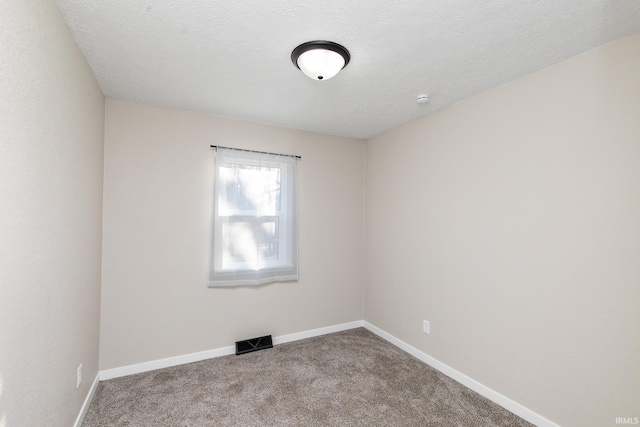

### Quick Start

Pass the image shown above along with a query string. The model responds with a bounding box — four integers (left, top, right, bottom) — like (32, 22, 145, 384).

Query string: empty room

(2, 1, 639, 426)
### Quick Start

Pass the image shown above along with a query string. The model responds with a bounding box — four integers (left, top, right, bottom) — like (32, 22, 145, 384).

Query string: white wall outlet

(423, 320, 431, 334)
(77, 364, 83, 388)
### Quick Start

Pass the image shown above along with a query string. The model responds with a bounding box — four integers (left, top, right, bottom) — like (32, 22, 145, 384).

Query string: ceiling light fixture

(291, 41, 350, 81)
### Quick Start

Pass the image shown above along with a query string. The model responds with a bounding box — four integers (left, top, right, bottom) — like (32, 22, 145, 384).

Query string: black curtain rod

(211, 145, 301, 160)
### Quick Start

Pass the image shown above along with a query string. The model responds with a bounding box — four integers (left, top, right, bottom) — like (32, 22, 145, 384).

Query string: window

(209, 148, 298, 286)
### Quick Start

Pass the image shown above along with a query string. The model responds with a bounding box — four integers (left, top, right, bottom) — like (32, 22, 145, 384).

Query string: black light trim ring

(291, 40, 351, 71)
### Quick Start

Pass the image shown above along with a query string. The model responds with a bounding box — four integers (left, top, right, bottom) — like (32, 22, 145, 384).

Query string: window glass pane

(223, 216, 279, 268)
(219, 164, 281, 214)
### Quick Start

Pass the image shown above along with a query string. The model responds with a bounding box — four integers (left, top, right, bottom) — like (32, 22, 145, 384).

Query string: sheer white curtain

(209, 148, 298, 286)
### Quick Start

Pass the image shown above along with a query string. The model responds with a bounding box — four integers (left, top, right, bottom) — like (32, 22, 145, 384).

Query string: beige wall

(365, 32, 640, 427)
(0, 1, 105, 426)
(101, 99, 365, 369)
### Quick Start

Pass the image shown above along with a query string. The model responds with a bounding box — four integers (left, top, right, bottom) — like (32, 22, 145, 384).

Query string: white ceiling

(56, 0, 640, 139)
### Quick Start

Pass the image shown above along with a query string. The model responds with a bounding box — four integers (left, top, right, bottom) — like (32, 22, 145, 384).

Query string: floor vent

(235, 335, 273, 355)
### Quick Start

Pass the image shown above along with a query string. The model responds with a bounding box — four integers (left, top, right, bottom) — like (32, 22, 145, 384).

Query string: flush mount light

(291, 41, 350, 81)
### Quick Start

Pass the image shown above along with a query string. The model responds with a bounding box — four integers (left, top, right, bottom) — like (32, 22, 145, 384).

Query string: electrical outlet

(423, 320, 430, 334)
(77, 364, 82, 388)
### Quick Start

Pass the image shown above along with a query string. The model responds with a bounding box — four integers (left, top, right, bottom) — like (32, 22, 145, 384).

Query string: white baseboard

(73, 372, 100, 427)
(100, 344, 235, 381)
(100, 320, 364, 381)
(272, 320, 364, 345)
(363, 321, 559, 427)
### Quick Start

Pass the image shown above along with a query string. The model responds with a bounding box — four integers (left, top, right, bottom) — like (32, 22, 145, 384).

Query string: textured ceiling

(56, 0, 640, 139)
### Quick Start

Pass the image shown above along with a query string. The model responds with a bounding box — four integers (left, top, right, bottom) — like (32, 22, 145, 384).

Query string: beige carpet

(82, 328, 534, 426)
